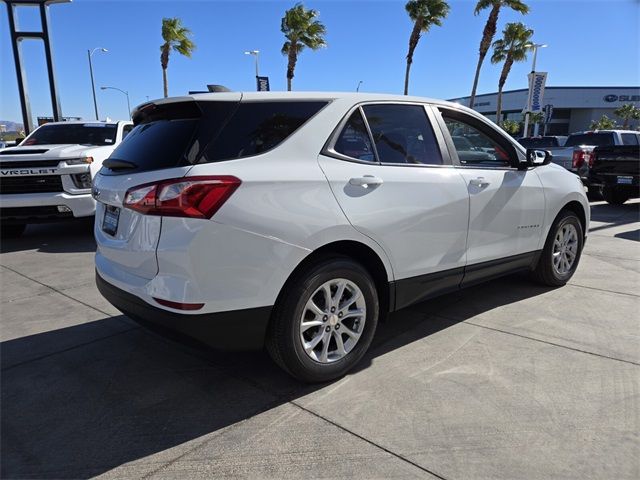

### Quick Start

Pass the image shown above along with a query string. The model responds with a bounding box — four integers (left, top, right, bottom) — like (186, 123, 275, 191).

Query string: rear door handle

(349, 175, 384, 188)
(469, 177, 490, 188)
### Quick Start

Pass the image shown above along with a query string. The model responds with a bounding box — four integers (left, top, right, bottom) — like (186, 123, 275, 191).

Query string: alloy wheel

(552, 223, 579, 275)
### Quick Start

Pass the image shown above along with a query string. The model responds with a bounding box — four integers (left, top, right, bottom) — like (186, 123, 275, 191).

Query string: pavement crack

(1, 326, 140, 372)
(289, 401, 448, 479)
(0, 264, 121, 319)
(567, 282, 640, 298)
(459, 319, 640, 367)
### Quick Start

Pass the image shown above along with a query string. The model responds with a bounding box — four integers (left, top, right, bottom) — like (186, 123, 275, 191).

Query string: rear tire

(266, 256, 379, 383)
(602, 187, 629, 205)
(532, 210, 583, 287)
(1, 223, 26, 239)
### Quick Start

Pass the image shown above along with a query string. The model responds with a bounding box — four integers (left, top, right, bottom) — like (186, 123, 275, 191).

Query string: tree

(490, 22, 533, 125)
(160, 18, 195, 98)
(613, 103, 640, 129)
(468, 0, 529, 109)
(501, 119, 520, 136)
(521, 111, 543, 137)
(403, 0, 450, 95)
(590, 115, 618, 130)
(281, 3, 327, 91)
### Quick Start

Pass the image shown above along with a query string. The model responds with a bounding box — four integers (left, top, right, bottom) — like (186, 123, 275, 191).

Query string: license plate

(617, 176, 633, 185)
(102, 205, 120, 236)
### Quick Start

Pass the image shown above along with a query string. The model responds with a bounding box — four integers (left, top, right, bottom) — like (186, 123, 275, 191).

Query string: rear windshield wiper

(103, 158, 137, 170)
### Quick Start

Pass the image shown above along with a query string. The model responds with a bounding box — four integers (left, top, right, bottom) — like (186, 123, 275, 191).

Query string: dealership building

(449, 86, 640, 135)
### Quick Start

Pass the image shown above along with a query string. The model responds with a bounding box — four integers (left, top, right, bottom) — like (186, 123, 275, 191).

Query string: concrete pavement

(1, 200, 638, 479)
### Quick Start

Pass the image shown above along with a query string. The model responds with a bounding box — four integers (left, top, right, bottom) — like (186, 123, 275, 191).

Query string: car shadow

(0, 220, 96, 254)
(1, 272, 553, 479)
(589, 201, 639, 234)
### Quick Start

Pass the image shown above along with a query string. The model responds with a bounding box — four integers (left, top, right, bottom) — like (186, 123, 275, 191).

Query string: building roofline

(450, 86, 640, 101)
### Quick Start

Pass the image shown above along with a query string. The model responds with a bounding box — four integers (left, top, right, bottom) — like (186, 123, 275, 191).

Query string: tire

(1, 223, 26, 239)
(266, 256, 379, 383)
(602, 187, 629, 205)
(532, 210, 583, 287)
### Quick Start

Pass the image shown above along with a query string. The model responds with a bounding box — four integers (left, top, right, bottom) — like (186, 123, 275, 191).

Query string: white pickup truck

(0, 120, 132, 237)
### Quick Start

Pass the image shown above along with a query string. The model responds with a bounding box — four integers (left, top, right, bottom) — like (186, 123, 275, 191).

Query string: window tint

(334, 109, 375, 162)
(441, 113, 512, 167)
(362, 104, 442, 165)
(106, 119, 198, 173)
(204, 101, 326, 162)
(621, 133, 639, 146)
(122, 124, 133, 139)
(565, 133, 615, 147)
(23, 123, 117, 146)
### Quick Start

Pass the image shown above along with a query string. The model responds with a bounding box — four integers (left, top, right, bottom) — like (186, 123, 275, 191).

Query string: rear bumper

(96, 271, 271, 350)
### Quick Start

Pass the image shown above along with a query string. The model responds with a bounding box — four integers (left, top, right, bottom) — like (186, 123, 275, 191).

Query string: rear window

(565, 133, 615, 147)
(519, 137, 559, 148)
(23, 123, 117, 146)
(103, 101, 326, 174)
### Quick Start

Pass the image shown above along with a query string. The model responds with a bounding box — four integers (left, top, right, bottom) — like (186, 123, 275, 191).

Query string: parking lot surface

(1, 200, 639, 479)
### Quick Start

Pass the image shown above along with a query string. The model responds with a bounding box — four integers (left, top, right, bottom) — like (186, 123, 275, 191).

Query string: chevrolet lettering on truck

(0, 120, 133, 238)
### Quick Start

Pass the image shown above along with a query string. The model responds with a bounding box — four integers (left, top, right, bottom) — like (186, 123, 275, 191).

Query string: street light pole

(523, 43, 547, 137)
(88, 47, 108, 120)
(244, 50, 260, 90)
(100, 86, 131, 119)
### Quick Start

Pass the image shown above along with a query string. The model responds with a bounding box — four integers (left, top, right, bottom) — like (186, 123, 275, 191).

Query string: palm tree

(614, 103, 640, 129)
(468, 0, 529, 108)
(160, 17, 196, 98)
(281, 3, 327, 91)
(490, 22, 533, 125)
(403, 0, 450, 95)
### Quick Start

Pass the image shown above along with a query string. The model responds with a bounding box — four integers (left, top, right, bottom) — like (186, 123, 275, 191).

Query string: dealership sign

(256, 76, 270, 92)
(526, 72, 548, 113)
(603, 94, 640, 103)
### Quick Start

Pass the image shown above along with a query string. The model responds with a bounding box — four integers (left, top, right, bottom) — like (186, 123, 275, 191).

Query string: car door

(318, 103, 470, 309)
(434, 106, 545, 279)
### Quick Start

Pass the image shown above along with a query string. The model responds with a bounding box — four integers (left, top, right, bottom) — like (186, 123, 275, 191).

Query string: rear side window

(565, 133, 614, 147)
(203, 101, 327, 162)
(362, 104, 442, 165)
(621, 133, 639, 146)
(334, 109, 375, 162)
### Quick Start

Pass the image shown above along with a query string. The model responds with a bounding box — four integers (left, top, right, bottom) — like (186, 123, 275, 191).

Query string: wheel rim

(299, 278, 366, 364)
(552, 223, 579, 275)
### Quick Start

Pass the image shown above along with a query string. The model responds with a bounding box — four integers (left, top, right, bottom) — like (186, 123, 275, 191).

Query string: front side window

(362, 104, 443, 165)
(334, 109, 375, 162)
(441, 112, 512, 167)
(22, 123, 118, 146)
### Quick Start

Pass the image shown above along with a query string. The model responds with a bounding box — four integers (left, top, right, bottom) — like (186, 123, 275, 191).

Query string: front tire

(266, 256, 379, 383)
(532, 210, 583, 287)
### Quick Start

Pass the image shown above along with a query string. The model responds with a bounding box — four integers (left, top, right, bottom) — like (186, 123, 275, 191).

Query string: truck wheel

(532, 210, 583, 287)
(602, 187, 629, 205)
(266, 256, 379, 383)
(1, 224, 26, 239)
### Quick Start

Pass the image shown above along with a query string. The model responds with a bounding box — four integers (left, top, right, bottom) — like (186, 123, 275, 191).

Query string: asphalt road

(1, 200, 639, 479)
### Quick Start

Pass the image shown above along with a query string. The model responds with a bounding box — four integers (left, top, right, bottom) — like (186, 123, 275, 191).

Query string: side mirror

(521, 149, 552, 169)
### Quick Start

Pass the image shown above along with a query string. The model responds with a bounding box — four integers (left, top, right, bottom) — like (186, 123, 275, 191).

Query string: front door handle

(469, 177, 490, 188)
(349, 175, 384, 188)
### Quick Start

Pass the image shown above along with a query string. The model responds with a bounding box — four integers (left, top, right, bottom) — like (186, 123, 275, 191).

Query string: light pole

(88, 47, 108, 120)
(356, 80, 363, 92)
(523, 43, 547, 137)
(100, 86, 131, 119)
(244, 50, 260, 90)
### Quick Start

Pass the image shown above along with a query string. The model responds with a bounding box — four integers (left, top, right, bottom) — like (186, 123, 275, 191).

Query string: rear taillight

(572, 150, 585, 169)
(124, 175, 241, 219)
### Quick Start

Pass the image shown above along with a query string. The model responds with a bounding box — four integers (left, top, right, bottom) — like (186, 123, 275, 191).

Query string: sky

(1, 0, 639, 125)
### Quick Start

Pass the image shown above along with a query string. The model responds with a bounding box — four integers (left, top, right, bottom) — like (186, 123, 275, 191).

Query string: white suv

(94, 92, 589, 382)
